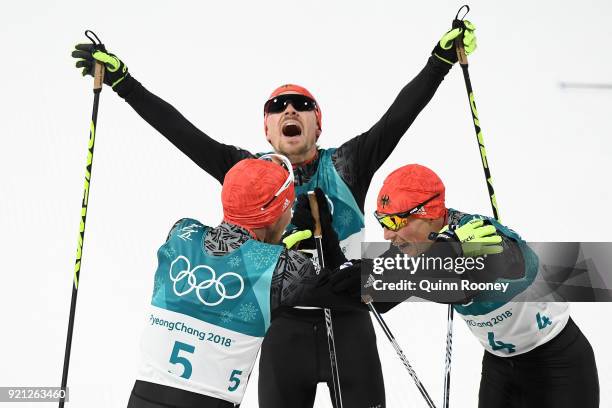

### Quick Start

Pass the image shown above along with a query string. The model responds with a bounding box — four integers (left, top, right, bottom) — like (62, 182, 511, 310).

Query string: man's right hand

(289, 188, 347, 269)
(329, 260, 363, 296)
(71, 43, 130, 89)
(434, 218, 503, 258)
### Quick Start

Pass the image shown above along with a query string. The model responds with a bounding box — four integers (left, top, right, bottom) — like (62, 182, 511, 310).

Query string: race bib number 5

(167, 341, 243, 391)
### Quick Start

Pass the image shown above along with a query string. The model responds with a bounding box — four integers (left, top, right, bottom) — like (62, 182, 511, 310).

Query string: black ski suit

(113, 55, 452, 408)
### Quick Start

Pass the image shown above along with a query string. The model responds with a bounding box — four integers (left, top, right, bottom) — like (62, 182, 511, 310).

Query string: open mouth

(281, 121, 302, 137)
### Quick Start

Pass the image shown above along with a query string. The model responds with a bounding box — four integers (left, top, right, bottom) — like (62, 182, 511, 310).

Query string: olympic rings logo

(169, 256, 244, 306)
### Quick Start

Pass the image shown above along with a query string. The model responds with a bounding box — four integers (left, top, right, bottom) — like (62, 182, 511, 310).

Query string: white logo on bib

(169, 256, 244, 306)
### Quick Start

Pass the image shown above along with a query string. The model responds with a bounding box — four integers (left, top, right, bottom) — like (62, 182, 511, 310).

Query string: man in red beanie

(341, 163, 598, 408)
(73, 18, 477, 407)
(128, 155, 364, 408)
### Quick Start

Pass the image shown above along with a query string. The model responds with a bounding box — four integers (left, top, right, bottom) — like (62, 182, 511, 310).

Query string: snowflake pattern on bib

(228, 256, 242, 268)
(244, 246, 281, 271)
(238, 302, 259, 322)
(220, 310, 234, 323)
(338, 209, 354, 227)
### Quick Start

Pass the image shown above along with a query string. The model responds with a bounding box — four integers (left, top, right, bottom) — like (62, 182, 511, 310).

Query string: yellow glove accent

(282, 229, 312, 249)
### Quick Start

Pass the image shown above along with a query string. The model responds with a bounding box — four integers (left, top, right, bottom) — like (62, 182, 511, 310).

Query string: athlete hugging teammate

(127, 156, 364, 408)
(335, 164, 600, 407)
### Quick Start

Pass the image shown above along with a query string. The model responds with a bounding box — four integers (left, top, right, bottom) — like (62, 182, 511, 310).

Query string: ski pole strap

(455, 4, 470, 20)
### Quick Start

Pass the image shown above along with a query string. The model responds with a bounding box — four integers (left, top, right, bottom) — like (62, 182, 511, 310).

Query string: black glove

(71, 43, 131, 89)
(327, 260, 399, 313)
(329, 261, 362, 296)
(288, 188, 347, 269)
(298, 266, 367, 312)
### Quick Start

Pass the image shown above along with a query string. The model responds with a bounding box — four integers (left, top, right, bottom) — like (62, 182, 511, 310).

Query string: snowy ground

(2, 1, 611, 406)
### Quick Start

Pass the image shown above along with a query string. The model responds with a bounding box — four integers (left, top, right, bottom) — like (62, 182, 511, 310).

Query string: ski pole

(363, 296, 437, 408)
(442, 301, 454, 408)
(454, 4, 500, 221)
(308, 191, 343, 408)
(59, 30, 105, 408)
(441, 5, 504, 408)
(441, 6, 471, 406)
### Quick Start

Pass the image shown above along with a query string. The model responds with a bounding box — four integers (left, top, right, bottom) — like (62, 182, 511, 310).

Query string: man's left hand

(432, 20, 477, 65)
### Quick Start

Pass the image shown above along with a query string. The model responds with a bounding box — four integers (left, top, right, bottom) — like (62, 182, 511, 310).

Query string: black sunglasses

(264, 94, 317, 114)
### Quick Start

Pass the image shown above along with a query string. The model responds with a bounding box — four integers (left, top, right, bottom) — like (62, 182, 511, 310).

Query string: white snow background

(1, 0, 610, 407)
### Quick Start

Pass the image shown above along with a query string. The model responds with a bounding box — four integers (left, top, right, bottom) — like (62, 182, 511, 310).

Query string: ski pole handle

(454, 5, 470, 66)
(455, 35, 468, 66)
(93, 60, 105, 91)
(84, 30, 105, 92)
(308, 191, 322, 237)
